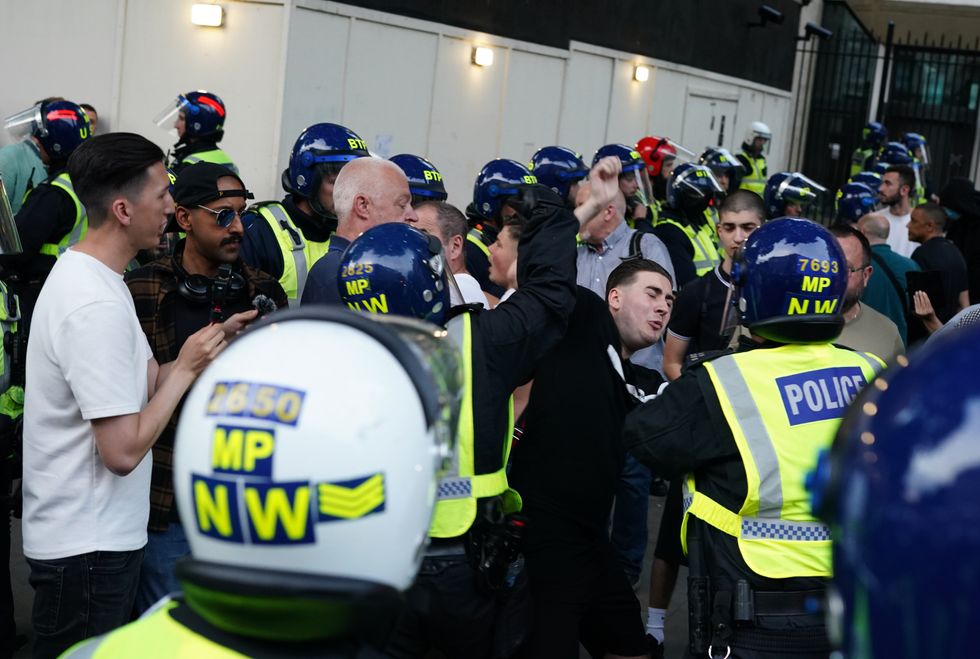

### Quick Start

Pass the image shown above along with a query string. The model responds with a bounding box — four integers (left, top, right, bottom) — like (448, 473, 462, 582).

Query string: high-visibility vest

(429, 311, 519, 538)
(40, 172, 87, 258)
(849, 148, 875, 177)
(252, 202, 331, 307)
(739, 152, 767, 196)
(682, 344, 883, 579)
(60, 601, 244, 658)
(180, 148, 239, 174)
(654, 215, 721, 277)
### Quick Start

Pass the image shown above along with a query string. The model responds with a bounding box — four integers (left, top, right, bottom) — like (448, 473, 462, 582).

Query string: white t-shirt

(454, 272, 490, 309)
(882, 208, 919, 258)
(23, 249, 153, 560)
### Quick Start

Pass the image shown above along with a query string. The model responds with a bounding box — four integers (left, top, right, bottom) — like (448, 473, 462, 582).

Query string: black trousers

(385, 555, 531, 659)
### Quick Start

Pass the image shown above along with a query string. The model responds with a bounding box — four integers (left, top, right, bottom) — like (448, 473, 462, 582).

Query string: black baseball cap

(167, 162, 253, 232)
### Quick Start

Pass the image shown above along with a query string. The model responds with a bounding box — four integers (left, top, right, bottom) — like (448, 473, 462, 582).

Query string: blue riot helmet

(471, 159, 537, 224)
(811, 324, 980, 657)
(665, 162, 725, 215)
(877, 141, 914, 167)
(725, 217, 847, 343)
(4, 100, 92, 166)
(390, 154, 448, 206)
(153, 91, 227, 142)
(698, 147, 745, 196)
(283, 123, 369, 218)
(860, 121, 887, 149)
(528, 146, 589, 204)
(763, 171, 827, 219)
(593, 143, 653, 208)
(836, 182, 878, 223)
(849, 170, 882, 190)
(339, 223, 450, 326)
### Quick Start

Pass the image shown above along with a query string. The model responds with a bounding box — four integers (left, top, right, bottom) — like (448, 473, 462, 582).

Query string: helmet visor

(914, 143, 930, 167)
(3, 104, 43, 139)
(660, 140, 698, 178)
(780, 174, 827, 207)
(0, 178, 24, 255)
(676, 166, 726, 202)
(153, 96, 187, 136)
(620, 166, 655, 209)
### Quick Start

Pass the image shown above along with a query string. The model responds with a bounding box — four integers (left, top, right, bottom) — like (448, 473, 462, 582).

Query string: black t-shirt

(911, 236, 969, 322)
(667, 265, 731, 355)
(509, 287, 664, 546)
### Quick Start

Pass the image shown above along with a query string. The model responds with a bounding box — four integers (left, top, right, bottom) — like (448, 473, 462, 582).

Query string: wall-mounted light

(472, 46, 494, 67)
(191, 4, 224, 27)
(633, 65, 650, 83)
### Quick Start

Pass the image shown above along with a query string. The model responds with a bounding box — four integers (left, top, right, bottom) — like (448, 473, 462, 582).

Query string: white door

(681, 94, 739, 155)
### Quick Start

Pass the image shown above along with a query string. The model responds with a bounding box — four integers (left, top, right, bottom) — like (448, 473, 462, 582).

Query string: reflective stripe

(182, 150, 238, 174)
(467, 229, 490, 258)
(264, 203, 308, 307)
(854, 350, 885, 374)
(707, 356, 783, 517)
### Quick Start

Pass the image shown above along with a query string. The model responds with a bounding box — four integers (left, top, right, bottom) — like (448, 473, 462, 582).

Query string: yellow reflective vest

(739, 152, 767, 196)
(40, 173, 87, 258)
(429, 311, 519, 538)
(60, 601, 246, 658)
(252, 202, 331, 306)
(654, 215, 721, 277)
(180, 148, 239, 174)
(681, 344, 883, 579)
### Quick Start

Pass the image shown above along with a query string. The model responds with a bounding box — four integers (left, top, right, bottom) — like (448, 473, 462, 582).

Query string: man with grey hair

(857, 212, 920, 345)
(411, 200, 492, 307)
(301, 157, 418, 305)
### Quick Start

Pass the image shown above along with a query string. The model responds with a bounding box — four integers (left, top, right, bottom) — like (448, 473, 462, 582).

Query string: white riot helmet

(173, 307, 460, 642)
(744, 121, 772, 155)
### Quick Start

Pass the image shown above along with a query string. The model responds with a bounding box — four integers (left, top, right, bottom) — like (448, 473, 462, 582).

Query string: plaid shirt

(125, 245, 288, 532)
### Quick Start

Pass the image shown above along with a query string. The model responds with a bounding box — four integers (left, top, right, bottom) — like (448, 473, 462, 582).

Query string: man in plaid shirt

(125, 163, 287, 613)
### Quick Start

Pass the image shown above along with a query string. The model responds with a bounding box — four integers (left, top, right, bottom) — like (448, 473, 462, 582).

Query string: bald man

(858, 212, 920, 345)
(301, 158, 419, 305)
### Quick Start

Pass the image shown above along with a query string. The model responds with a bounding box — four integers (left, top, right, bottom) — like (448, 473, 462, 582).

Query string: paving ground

(10, 494, 689, 658)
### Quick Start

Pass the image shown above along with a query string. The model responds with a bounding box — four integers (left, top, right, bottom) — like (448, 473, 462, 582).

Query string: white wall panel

(497, 50, 564, 165)
(557, 51, 613, 161)
(606, 60, 653, 147)
(342, 20, 438, 160)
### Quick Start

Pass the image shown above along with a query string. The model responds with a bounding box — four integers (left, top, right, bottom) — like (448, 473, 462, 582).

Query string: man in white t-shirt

(21, 133, 232, 659)
(411, 200, 492, 308)
(878, 165, 919, 258)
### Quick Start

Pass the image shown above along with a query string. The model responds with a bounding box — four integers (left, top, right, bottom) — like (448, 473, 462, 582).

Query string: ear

(352, 193, 371, 220)
(607, 287, 622, 312)
(109, 197, 131, 227)
(175, 207, 194, 232)
(449, 234, 464, 263)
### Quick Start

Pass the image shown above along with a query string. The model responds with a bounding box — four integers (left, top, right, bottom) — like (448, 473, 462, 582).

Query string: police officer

(464, 158, 538, 299)
(736, 122, 771, 196)
(340, 157, 624, 659)
(624, 218, 884, 659)
(390, 153, 449, 206)
(4, 101, 92, 324)
(528, 145, 589, 209)
(593, 143, 656, 230)
(763, 171, 826, 220)
(849, 121, 887, 177)
(1, 98, 75, 215)
(654, 162, 724, 287)
(903, 131, 932, 202)
(699, 147, 745, 229)
(155, 91, 237, 175)
(835, 181, 878, 225)
(241, 123, 369, 305)
(813, 322, 980, 657)
(60, 307, 461, 658)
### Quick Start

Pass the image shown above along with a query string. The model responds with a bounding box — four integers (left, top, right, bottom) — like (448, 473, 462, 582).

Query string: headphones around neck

(172, 254, 247, 305)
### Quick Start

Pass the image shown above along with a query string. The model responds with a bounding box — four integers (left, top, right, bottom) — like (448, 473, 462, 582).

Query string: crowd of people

(0, 93, 978, 659)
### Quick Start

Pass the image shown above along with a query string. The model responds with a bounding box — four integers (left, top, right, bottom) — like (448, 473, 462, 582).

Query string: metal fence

(790, 1, 980, 223)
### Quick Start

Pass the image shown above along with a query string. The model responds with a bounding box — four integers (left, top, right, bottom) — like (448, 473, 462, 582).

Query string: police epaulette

(445, 303, 484, 322)
(682, 348, 732, 372)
